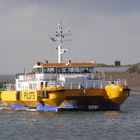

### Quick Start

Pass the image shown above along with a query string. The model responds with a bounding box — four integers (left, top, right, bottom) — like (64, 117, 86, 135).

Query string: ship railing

(17, 74, 36, 81)
(105, 79, 127, 86)
(17, 74, 58, 81)
(2, 84, 16, 91)
(47, 80, 64, 88)
(64, 80, 106, 89)
(63, 79, 127, 89)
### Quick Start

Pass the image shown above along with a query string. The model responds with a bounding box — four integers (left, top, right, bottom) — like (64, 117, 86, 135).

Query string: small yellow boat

(0, 23, 130, 111)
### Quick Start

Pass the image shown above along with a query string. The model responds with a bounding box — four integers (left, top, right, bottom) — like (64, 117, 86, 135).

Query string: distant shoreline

(96, 65, 130, 67)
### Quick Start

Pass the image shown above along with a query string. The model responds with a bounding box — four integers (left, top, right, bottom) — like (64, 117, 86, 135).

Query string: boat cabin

(33, 62, 96, 74)
(14, 62, 97, 91)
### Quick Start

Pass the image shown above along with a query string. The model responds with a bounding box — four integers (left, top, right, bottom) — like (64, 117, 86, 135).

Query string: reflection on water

(104, 110, 126, 116)
(0, 92, 140, 140)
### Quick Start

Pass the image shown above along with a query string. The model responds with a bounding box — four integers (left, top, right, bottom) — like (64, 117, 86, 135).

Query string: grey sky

(0, 0, 140, 74)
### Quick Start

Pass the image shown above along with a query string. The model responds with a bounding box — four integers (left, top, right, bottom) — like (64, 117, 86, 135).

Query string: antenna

(49, 22, 72, 63)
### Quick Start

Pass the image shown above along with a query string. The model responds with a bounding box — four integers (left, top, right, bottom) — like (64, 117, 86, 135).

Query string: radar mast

(50, 22, 71, 63)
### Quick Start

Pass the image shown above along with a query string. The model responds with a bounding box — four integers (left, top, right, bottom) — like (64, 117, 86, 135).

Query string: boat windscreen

(42, 66, 94, 74)
(33, 67, 43, 74)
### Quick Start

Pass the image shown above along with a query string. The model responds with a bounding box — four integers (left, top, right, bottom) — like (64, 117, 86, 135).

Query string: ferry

(0, 23, 130, 111)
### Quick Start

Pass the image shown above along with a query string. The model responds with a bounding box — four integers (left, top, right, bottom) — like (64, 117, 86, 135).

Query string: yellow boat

(0, 23, 130, 111)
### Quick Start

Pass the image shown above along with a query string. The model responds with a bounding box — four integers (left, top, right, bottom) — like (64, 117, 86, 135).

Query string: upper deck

(33, 62, 96, 74)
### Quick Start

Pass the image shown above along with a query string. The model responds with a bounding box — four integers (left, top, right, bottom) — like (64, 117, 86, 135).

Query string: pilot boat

(0, 23, 130, 111)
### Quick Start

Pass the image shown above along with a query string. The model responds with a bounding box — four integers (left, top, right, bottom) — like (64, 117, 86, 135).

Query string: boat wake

(0, 106, 37, 112)
(0, 104, 58, 112)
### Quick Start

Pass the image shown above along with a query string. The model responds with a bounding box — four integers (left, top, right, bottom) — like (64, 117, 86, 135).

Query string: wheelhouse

(33, 62, 96, 75)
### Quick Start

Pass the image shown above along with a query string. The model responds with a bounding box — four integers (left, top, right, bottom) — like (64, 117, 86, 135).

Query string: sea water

(0, 92, 139, 140)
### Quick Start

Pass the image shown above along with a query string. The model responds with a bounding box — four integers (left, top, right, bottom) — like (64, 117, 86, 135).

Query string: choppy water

(0, 92, 139, 140)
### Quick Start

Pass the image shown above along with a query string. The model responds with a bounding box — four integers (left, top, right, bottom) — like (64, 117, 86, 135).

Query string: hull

(0, 85, 130, 111)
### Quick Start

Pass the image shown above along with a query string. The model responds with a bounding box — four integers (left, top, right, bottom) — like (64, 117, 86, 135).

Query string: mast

(50, 22, 71, 63)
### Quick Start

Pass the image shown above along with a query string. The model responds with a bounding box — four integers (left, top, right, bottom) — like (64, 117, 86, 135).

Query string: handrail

(2, 84, 16, 91)
(105, 79, 127, 86)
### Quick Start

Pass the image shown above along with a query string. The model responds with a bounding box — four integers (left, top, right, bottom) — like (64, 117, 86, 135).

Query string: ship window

(83, 68, 89, 73)
(18, 83, 21, 88)
(89, 67, 94, 73)
(49, 66, 94, 74)
(34, 68, 43, 74)
(69, 67, 74, 73)
(29, 83, 32, 89)
(80, 67, 86, 73)
(57, 67, 62, 73)
(32, 83, 37, 89)
(75, 67, 80, 73)
(80, 67, 93, 73)
(43, 67, 56, 74)
(62, 67, 69, 73)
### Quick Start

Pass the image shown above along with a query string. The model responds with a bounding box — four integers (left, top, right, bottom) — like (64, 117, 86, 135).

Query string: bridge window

(43, 67, 56, 74)
(88, 67, 94, 73)
(34, 68, 43, 74)
(41, 66, 94, 74)
(75, 67, 80, 73)
(68, 67, 74, 73)
(62, 67, 69, 73)
(57, 67, 62, 73)
(81, 67, 94, 73)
